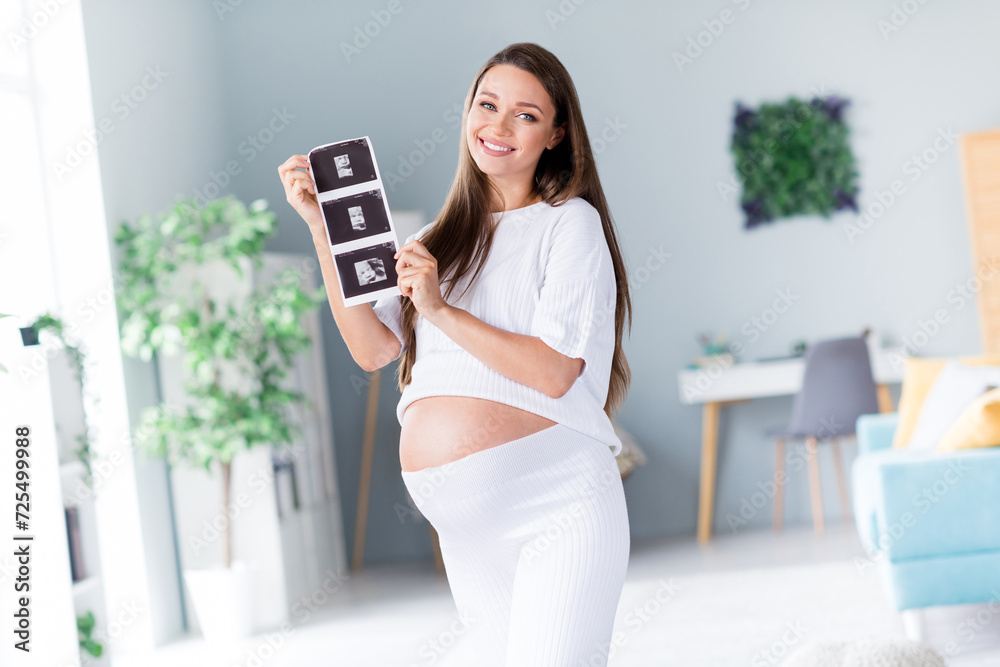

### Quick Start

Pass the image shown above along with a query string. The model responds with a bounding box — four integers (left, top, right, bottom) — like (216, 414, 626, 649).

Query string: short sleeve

(370, 222, 435, 362)
(529, 203, 617, 383)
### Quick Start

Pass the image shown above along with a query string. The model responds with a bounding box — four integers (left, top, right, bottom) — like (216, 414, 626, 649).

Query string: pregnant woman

(279, 42, 633, 666)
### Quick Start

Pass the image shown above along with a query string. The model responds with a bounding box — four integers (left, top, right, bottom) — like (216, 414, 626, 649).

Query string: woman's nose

(491, 115, 513, 136)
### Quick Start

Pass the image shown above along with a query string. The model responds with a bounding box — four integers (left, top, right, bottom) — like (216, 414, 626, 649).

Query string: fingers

(395, 241, 433, 261)
(289, 170, 316, 195)
(277, 154, 309, 177)
(278, 155, 314, 193)
(281, 168, 316, 198)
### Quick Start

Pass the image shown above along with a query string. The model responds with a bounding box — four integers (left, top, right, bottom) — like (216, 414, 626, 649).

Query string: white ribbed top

(372, 196, 622, 455)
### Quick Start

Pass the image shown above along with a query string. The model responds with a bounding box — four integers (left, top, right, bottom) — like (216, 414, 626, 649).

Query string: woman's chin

(473, 161, 517, 180)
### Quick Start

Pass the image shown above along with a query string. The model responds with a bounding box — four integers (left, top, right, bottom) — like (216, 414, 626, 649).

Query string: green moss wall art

(730, 95, 859, 229)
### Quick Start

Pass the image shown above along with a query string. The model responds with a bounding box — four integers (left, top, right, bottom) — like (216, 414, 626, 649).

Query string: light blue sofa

(851, 412, 1000, 638)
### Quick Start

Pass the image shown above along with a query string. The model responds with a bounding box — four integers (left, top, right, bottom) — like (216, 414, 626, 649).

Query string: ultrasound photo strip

(307, 136, 402, 307)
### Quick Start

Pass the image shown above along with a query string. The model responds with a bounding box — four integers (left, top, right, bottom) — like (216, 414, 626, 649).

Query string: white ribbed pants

(400, 423, 630, 667)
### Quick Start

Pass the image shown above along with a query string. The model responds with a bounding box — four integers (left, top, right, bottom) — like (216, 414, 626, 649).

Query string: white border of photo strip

(307, 135, 401, 307)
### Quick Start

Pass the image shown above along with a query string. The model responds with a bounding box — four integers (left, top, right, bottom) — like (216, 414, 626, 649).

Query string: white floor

(115, 522, 1000, 666)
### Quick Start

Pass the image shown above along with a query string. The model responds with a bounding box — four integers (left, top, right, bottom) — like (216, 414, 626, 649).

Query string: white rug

(116, 557, 1000, 666)
(607, 560, 900, 666)
(435, 559, 999, 667)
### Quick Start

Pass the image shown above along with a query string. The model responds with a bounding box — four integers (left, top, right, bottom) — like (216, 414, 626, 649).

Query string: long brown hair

(393, 42, 632, 418)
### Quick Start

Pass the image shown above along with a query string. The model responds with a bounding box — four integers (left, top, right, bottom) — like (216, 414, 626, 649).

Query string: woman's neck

(488, 176, 540, 213)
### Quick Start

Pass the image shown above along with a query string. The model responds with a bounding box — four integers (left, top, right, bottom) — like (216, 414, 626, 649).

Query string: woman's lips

(479, 137, 515, 156)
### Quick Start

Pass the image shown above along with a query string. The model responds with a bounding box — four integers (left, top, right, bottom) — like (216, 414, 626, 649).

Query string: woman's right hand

(278, 154, 323, 233)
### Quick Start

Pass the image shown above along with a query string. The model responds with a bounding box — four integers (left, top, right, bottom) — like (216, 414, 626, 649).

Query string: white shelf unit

(50, 346, 112, 666)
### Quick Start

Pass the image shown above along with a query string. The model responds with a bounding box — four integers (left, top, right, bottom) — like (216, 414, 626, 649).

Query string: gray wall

(85, 0, 1000, 565)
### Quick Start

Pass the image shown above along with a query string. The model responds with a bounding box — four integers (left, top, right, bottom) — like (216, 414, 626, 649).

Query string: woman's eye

(478, 101, 534, 121)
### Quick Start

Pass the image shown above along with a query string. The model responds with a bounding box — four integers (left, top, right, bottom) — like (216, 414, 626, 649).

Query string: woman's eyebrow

(478, 90, 544, 114)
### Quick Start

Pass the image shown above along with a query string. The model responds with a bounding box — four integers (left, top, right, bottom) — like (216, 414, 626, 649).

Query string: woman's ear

(547, 123, 566, 150)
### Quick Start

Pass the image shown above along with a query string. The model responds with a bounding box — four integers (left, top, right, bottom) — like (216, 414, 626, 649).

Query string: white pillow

(905, 360, 1000, 451)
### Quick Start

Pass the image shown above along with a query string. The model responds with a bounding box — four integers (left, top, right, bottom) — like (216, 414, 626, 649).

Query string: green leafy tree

(115, 195, 326, 568)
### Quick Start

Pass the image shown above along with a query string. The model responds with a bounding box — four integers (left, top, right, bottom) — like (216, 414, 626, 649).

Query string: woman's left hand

(395, 241, 448, 319)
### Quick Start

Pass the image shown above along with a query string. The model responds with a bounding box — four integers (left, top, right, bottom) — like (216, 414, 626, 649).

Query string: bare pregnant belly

(399, 396, 558, 472)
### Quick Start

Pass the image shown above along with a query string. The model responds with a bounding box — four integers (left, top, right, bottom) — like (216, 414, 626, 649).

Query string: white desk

(677, 346, 905, 543)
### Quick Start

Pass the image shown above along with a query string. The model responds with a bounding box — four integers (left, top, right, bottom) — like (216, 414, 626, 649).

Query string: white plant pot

(183, 560, 258, 641)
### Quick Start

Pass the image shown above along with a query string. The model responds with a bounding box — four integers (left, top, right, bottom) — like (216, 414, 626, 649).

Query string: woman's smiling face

(466, 64, 565, 185)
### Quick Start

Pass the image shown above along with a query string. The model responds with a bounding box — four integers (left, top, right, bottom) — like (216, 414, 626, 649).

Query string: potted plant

(114, 195, 326, 640)
(20, 313, 99, 487)
(77, 610, 104, 663)
(688, 332, 736, 369)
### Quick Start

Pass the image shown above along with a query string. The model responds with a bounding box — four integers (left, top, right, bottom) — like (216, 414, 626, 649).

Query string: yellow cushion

(892, 354, 1000, 450)
(937, 386, 1000, 451)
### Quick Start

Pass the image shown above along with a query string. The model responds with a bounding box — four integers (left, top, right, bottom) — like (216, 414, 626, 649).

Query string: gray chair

(765, 335, 880, 536)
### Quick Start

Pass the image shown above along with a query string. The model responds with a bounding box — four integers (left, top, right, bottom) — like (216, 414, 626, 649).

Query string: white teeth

(483, 139, 512, 152)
